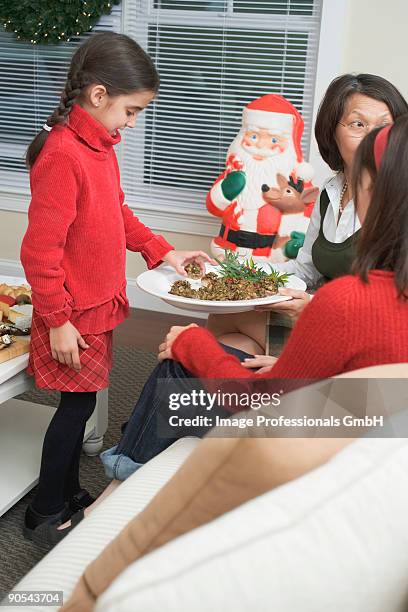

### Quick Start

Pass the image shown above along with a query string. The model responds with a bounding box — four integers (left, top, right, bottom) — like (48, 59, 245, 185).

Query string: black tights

(31, 391, 96, 515)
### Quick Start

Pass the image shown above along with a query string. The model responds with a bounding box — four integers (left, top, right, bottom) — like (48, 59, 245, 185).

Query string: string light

(1, 0, 120, 44)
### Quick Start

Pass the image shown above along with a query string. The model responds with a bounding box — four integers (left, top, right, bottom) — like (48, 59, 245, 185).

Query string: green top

(311, 189, 361, 281)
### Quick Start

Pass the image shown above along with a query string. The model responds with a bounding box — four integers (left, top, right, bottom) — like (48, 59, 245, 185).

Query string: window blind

(0, 0, 323, 219)
(122, 0, 323, 215)
(0, 6, 122, 196)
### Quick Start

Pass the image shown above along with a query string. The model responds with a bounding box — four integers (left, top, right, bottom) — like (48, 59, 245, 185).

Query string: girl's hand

(50, 321, 89, 371)
(158, 324, 199, 362)
(163, 250, 216, 276)
(255, 288, 311, 322)
(242, 355, 278, 374)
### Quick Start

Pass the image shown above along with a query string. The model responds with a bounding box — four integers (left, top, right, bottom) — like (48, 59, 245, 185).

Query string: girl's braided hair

(26, 32, 159, 168)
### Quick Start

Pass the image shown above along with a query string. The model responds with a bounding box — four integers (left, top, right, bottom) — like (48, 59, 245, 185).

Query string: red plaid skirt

(27, 313, 113, 392)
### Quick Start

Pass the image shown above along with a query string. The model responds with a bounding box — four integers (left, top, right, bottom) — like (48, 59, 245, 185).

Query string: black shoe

(23, 504, 85, 548)
(68, 488, 95, 513)
(23, 502, 72, 541)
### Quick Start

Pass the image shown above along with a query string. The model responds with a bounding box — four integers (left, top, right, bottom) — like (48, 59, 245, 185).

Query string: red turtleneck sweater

(21, 104, 173, 333)
(172, 271, 408, 379)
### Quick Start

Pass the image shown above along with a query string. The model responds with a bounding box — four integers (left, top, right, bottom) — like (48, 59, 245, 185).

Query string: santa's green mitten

(221, 171, 246, 201)
(284, 231, 305, 259)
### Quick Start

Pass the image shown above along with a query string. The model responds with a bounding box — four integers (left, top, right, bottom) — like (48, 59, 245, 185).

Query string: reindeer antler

(288, 176, 304, 193)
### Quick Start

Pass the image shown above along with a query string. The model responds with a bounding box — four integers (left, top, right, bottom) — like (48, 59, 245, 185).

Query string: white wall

(343, 0, 408, 98)
(310, 0, 408, 186)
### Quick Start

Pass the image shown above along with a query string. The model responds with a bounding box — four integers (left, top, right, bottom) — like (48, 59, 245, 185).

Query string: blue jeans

(100, 343, 253, 480)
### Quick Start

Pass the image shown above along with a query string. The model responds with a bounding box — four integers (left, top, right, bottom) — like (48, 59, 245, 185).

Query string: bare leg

(84, 480, 122, 515)
(207, 311, 268, 354)
(217, 333, 264, 355)
(58, 480, 122, 530)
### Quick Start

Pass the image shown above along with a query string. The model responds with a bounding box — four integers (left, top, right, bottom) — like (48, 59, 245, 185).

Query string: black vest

(311, 189, 361, 280)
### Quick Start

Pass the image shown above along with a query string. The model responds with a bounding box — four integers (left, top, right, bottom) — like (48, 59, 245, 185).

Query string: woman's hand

(242, 355, 278, 374)
(158, 323, 199, 362)
(255, 288, 311, 322)
(50, 321, 89, 371)
(163, 250, 216, 276)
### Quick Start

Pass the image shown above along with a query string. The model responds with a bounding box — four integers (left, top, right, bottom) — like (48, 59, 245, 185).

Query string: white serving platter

(137, 264, 306, 314)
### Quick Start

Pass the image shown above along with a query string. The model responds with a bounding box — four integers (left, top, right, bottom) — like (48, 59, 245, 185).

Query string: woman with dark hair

(57, 115, 407, 533)
(163, 115, 408, 378)
(205, 73, 408, 367)
(256, 72, 408, 317)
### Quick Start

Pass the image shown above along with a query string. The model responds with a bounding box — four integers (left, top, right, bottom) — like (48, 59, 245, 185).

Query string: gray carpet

(0, 346, 157, 594)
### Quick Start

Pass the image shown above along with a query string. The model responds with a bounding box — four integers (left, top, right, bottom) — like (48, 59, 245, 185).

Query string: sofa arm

(6, 438, 199, 612)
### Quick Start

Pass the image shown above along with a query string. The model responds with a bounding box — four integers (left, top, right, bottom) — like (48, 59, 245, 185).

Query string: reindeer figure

(261, 174, 319, 261)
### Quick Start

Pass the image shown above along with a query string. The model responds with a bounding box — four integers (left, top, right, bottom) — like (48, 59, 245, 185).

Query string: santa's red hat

(242, 94, 314, 182)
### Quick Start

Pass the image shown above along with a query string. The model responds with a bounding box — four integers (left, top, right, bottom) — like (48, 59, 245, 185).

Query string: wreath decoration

(0, 0, 121, 45)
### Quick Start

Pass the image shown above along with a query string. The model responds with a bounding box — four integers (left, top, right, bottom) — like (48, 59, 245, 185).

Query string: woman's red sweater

(172, 271, 408, 379)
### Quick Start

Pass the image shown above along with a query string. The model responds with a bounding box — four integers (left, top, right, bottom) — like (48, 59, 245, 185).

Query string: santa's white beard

(228, 135, 297, 211)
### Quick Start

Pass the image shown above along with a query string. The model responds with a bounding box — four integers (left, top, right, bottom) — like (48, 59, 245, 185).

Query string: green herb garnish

(215, 250, 291, 287)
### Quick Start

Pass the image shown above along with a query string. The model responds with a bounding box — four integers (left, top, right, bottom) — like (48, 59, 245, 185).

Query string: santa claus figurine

(206, 94, 318, 261)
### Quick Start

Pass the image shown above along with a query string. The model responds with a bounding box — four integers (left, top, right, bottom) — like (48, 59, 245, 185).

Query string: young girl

(20, 31, 212, 546)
